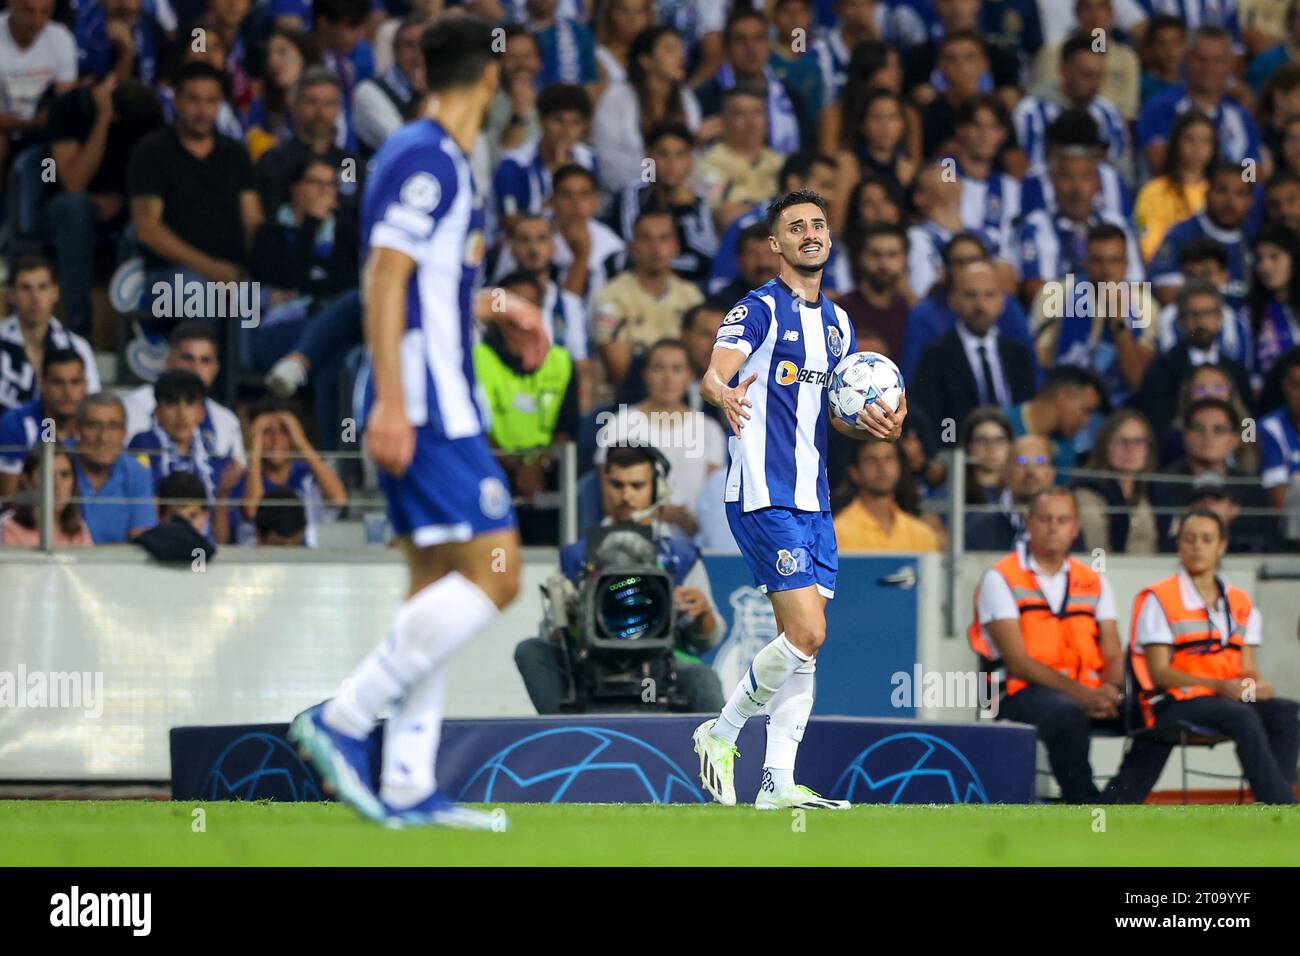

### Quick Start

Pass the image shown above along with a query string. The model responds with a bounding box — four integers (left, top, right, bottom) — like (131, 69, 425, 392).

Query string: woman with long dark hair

(1247, 223, 1300, 380)
(832, 89, 916, 235)
(1073, 409, 1164, 554)
(1133, 110, 1217, 262)
(246, 27, 322, 161)
(0, 448, 93, 547)
(960, 408, 1015, 507)
(592, 0, 652, 97)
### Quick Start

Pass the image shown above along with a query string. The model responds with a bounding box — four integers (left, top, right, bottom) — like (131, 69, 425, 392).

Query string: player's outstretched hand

(855, 391, 907, 440)
(722, 372, 757, 436)
(366, 399, 415, 477)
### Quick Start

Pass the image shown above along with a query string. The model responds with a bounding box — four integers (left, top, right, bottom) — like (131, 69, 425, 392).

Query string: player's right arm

(363, 246, 418, 476)
(701, 346, 756, 436)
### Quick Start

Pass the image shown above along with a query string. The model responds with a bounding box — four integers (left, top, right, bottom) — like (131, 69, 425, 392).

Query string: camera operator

(514, 445, 726, 713)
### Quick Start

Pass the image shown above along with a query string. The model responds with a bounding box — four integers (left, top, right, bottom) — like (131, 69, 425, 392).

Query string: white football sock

(380, 664, 450, 808)
(763, 659, 816, 777)
(323, 571, 498, 741)
(712, 634, 810, 745)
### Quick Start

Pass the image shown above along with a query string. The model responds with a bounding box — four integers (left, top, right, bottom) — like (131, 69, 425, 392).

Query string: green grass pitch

(1, 801, 1298, 866)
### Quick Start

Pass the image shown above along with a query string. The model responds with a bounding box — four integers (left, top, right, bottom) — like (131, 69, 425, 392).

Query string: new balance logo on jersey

(782, 329, 800, 342)
(775, 361, 831, 387)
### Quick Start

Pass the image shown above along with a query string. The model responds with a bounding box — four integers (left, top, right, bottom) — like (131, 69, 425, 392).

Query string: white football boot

(692, 719, 739, 806)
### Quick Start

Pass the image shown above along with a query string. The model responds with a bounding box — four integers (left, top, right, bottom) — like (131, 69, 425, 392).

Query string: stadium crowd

(1, 0, 1300, 556)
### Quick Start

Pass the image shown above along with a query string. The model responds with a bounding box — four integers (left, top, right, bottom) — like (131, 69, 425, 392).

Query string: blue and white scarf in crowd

(716, 64, 801, 154)
(150, 418, 216, 499)
(1257, 301, 1300, 375)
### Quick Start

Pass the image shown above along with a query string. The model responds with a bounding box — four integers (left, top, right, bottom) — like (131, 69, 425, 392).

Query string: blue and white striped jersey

(1137, 86, 1261, 165)
(359, 117, 488, 442)
(1014, 209, 1146, 283)
(714, 277, 858, 514)
(1141, 0, 1242, 47)
(1011, 95, 1130, 168)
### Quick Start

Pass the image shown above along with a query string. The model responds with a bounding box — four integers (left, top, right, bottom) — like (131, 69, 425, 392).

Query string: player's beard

(783, 246, 829, 277)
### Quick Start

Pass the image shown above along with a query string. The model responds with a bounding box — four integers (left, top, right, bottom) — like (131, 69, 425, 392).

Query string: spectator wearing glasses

(964, 434, 1064, 552)
(961, 407, 1015, 507)
(1160, 364, 1256, 471)
(73, 393, 157, 543)
(1073, 409, 1166, 556)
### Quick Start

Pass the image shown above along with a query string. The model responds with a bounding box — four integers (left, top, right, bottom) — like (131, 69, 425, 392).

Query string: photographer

(515, 445, 726, 714)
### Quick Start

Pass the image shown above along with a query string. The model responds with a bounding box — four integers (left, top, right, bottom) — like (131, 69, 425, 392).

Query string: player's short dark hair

(313, 0, 370, 26)
(766, 188, 829, 232)
(538, 83, 593, 119)
(497, 269, 543, 300)
(1182, 396, 1238, 430)
(9, 254, 55, 284)
(255, 487, 308, 541)
(173, 60, 225, 93)
(1086, 222, 1129, 248)
(604, 445, 658, 473)
(552, 163, 598, 192)
(169, 321, 220, 351)
(1062, 33, 1100, 63)
(42, 347, 84, 376)
(421, 15, 499, 93)
(646, 120, 695, 151)
(154, 369, 206, 404)
(1178, 237, 1229, 269)
(158, 470, 209, 508)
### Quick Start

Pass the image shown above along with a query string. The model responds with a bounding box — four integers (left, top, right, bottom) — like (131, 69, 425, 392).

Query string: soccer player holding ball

(288, 17, 548, 829)
(694, 189, 907, 810)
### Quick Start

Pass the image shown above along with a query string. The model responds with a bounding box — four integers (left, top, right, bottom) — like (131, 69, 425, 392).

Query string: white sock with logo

(712, 634, 810, 745)
(762, 659, 816, 792)
(380, 663, 451, 809)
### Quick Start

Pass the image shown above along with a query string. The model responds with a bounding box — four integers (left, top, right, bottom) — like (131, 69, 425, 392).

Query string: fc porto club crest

(775, 548, 809, 577)
(479, 477, 510, 519)
(826, 325, 843, 358)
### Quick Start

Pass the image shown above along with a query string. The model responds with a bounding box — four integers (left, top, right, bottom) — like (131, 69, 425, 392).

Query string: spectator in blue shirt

(127, 370, 232, 498)
(75, 0, 166, 84)
(528, 0, 597, 87)
(1261, 347, 1300, 516)
(72, 393, 157, 543)
(0, 348, 90, 499)
(493, 83, 596, 232)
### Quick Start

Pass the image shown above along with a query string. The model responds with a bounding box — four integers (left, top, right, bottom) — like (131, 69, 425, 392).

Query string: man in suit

(912, 261, 1038, 434)
(1131, 279, 1254, 439)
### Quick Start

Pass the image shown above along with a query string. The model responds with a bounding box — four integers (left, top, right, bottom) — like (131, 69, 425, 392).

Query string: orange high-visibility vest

(1129, 574, 1252, 726)
(967, 551, 1106, 696)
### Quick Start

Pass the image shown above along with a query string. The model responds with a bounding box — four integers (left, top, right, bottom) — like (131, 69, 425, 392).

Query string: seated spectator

(1263, 169, 1300, 234)
(695, 85, 784, 234)
(1153, 239, 1254, 372)
(1246, 225, 1300, 381)
(494, 83, 595, 232)
(918, 31, 992, 159)
(1139, 15, 1186, 108)
(308, 0, 374, 140)
(766, 0, 824, 120)
(1245, 2, 1300, 90)
(483, 25, 543, 165)
(968, 486, 1169, 804)
(370, 0, 439, 75)
(473, 271, 579, 544)
(591, 25, 700, 193)
(1150, 160, 1255, 311)
(1260, 347, 1300, 517)
(1135, 280, 1255, 440)
(907, 162, 1002, 300)
(608, 122, 716, 285)
(0, 257, 100, 414)
(1007, 365, 1107, 471)
(127, 369, 233, 497)
(74, 0, 168, 85)
(73, 392, 156, 543)
(0, 447, 93, 547)
(43, 78, 164, 334)
(594, 338, 726, 537)
(0, 0, 77, 172)
(964, 434, 1058, 551)
(832, 89, 916, 213)
(912, 261, 1038, 435)
(1033, 0, 1140, 120)
(186, 0, 267, 118)
(1074, 409, 1166, 555)
(1182, 481, 1275, 554)
(707, 221, 782, 312)
(590, 0, 651, 97)
(906, 0, 1022, 107)
(0, 348, 90, 498)
(513, 444, 726, 715)
(215, 404, 345, 546)
(352, 14, 426, 159)
(153, 29, 246, 141)
(833, 223, 911, 358)
(898, 232, 1034, 381)
(591, 211, 703, 388)
(254, 486, 309, 546)
(961, 407, 1015, 507)
(255, 66, 361, 218)
(945, 94, 1020, 260)
(1130, 509, 1299, 803)
(122, 322, 246, 466)
(1159, 363, 1254, 468)
(1018, 109, 1133, 224)
(527, 0, 597, 88)
(833, 437, 938, 552)
(1134, 110, 1216, 263)
(810, 2, 890, 116)
(132, 469, 217, 562)
(245, 27, 322, 161)
(128, 61, 263, 321)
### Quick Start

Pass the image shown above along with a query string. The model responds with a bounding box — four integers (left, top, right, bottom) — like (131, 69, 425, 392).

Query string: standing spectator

(1137, 25, 1261, 170)
(128, 61, 263, 314)
(591, 25, 700, 194)
(911, 261, 1037, 434)
(1150, 160, 1255, 311)
(0, 348, 89, 498)
(0, 257, 99, 414)
(1007, 365, 1107, 471)
(127, 369, 233, 497)
(1260, 347, 1300, 518)
(495, 83, 595, 229)
(1134, 110, 1217, 264)
(0, 0, 77, 171)
(592, 0, 651, 96)
(74, 0, 167, 84)
(695, 85, 784, 234)
(1247, 225, 1300, 380)
(352, 15, 426, 159)
(122, 322, 246, 466)
(73, 393, 156, 543)
(0, 447, 93, 547)
(591, 211, 703, 388)
(527, 0, 597, 87)
(833, 437, 939, 552)
(216, 405, 345, 546)
(245, 27, 320, 161)
(1130, 509, 1299, 804)
(833, 223, 911, 358)
(964, 434, 1058, 551)
(961, 407, 1014, 506)
(608, 122, 716, 285)
(1073, 409, 1165, 555)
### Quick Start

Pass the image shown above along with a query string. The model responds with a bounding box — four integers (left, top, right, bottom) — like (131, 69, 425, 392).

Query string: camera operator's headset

(627, 445, 672, 522)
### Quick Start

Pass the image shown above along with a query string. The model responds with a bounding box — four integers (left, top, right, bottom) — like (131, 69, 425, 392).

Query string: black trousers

(1156, 695, 1300, 804)
(999, 685, 1172, 804)
(513, 637, 725, 715)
